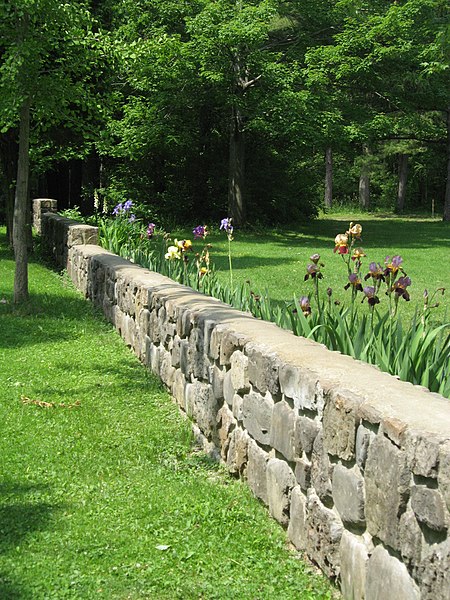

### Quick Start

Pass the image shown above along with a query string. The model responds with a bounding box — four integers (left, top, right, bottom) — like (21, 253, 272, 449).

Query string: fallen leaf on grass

(20, 395, 81, 409)
(155, 545, 171, 551)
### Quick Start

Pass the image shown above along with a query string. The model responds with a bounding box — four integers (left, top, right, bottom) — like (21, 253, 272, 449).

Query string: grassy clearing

(174, 212, 449, 323)
(0, 233, 337, 600)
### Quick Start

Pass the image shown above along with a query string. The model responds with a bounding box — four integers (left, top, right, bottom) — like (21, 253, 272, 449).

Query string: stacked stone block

(40, 207, 450, 600)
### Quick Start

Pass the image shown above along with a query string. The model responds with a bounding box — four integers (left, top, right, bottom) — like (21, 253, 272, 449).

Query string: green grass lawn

(0, 234, 337, 599)
(174, 211, 450, 323)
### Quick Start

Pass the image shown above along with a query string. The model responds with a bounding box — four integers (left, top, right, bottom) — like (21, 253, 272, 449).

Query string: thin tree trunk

(228, 104, 245, 225)
(359, 145, 370, 210)
(324, 146, 333, 209)
(444, 107, 450, 221)
(13, 98, 31, 303)
(397, 153, 408, 213)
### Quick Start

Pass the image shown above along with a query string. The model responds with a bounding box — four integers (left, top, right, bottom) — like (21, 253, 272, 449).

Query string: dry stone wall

(40, 207, 450, 600)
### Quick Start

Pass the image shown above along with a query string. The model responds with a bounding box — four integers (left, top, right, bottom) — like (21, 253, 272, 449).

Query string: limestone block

(411, 485, 448, 532)
(305, 492, 343, 578)
(176, 306, 193, 339)
(230, 350, 250, 392)
(438, 440, 450, 513)
(171, 335, 181, 368)
(279, 364, 319, 412)
(417, 538, 450, 600)
(287, 486, 307, 551)
(242, 391, 274, 446)
(148, 309, 160, 344)
(159, 351, 175, 388)
(295, 458, 312, 492)
(217, 404, 236, 460)
(247, 439, 269, 505)
(356, 423, 376, 470)
(179, 339, 191, 378)
(311, 430, 332, 501)
(189, 327, 210, 379)
(332, 464, 365, 526)
(365, 434, 411, 551)
(185, 381, 220, 441)
(220, 330, 247, 366)
(209, 324, 227, 360)
(208, 364, 225, 401)
(172, 370, 187, 409)
(269, 400, 296, 462)
(223, 369, 235, 406)
(226, 427, 249, 475)
(295, 416, 320, 456)
(266, 458, 296, 526)
(232, 394, 244, 422)
(365, 545, 420, 600)
(149, 344, 162, 378)
(399, 505, 423, 569)
(405, 430, 443, 479)
(137, 308, 150, 337)
(122, 314, 136, 348)
(323, 391, 359, 461)
(339, 530, 369, 600)
(247, 343, 280, 396)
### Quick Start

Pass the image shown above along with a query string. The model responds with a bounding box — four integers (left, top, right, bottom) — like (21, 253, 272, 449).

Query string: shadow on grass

(0, 481, 64, 599)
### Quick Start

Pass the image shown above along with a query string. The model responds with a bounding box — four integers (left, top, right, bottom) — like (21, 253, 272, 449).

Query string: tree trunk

(359, 145, 370, 210)
(444, 106, 450, 221)
(324, 146, 333, 209)
(228, 104, 245, 225)
(397, 153, 408, 213)
(13, 98, 31, 304)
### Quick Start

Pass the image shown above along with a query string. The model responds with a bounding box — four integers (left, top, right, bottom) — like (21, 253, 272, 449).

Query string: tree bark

(396, 153, 408, 213)
(444, 106, 450, 221)
(359, 145, 370, 210)
(228, 104, 245, 225)
(13, 98, 31, 304)
(324, 146, 333, 209)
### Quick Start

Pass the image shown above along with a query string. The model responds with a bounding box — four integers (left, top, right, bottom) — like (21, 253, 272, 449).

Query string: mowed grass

(175, 212, 450, 322)
(0, 234, 337, 599)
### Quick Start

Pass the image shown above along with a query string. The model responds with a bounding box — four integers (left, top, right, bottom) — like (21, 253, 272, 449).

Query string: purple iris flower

(128, 214, 136, 223)
(123, 200, 133, 212)
(193, 225, 207, 239)
(147, 223, 156, 238)
(113, 203, 123, 215)
(220, 218, 233, 234)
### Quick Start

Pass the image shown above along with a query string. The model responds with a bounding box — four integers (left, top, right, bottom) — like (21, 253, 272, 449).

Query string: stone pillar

(33, 198, 58, 233)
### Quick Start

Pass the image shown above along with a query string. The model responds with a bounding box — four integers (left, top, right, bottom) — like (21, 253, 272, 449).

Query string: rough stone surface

(247, 439, 269, 505)
(411, 485, 448, 532)
(223, 369, 235, 407)
(242, 391, 274, 446)
(365, 545, 420, 600)
(266, 458, 296, 526)
(230, 350, 250, 392)
(438, 440, 450, 513)
(295, 458, 312, 492)
(340, 530, 369, 600)
(247, 343, 280, 396)
(311, 430, 332, 501)
(306, 492, 343, 578)
(185, 381, 220, 442)
(295, 416, 320, 456)
(417, 538, 450, 600)
(270, 400, 296, 462)
(323, 391, 359, 461)
(217, 404, 236, 460)
(332, 464, 365, 526)
(365, 434, 411, 551)
(356, 423, 376, 470)
(226, 427, 249, 475)
(399, 505, 423, 569)
(405, 429, 442, 478)
(287, 486, 307, 550)
(279, 364, 319, 411)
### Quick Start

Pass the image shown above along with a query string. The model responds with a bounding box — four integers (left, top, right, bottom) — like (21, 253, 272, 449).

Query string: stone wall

(40, 207, 450, 600)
